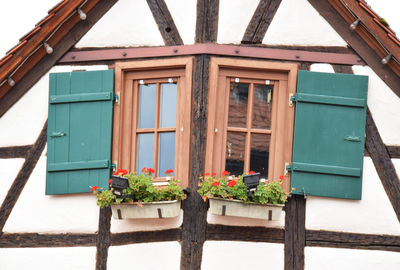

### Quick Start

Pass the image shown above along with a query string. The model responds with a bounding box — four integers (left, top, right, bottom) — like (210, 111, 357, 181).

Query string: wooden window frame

(205, 57, 298, 192)
(113, 58, 193, 187)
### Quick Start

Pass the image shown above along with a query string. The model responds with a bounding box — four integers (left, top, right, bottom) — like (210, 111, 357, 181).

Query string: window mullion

(154, 83, 161, 177)
(244, 83, 254, 173)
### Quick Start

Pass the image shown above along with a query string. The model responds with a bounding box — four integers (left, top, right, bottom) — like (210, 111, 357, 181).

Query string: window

(113, 58, 193, 186)
(205, 58, 298, 192)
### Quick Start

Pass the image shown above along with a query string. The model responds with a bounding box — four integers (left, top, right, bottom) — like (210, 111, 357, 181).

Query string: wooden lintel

(58, 44, 363, 66)
(0, 145, 32, 159)
(207, 224, 284, 243)
(111, 228, 181, 245)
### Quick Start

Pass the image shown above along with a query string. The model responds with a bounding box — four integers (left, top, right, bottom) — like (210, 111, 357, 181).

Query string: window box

(209, 198, 283, 221)
(111, 200, 181, 219)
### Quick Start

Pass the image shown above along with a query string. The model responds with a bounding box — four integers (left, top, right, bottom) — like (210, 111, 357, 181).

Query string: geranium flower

(249, 171, 255, 174)
(146, 168, 155, 174)
(165, 169, 174, 175)
(204, 173, 210, 176)
(227, 180, 237, 187)
(108, 179, 112, 184)
(90, 186, 99, 192)
(279, 175, 284, 180)
(212, 181, 220, 187)
(212, 172, 216, 176)
(114, 169, 128, 176)
(141, 167, 147, 173)
(222, 170, 230, 176)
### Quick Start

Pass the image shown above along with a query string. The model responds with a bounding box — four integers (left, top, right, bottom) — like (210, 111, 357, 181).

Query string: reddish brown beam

(59, 44, 364, 65)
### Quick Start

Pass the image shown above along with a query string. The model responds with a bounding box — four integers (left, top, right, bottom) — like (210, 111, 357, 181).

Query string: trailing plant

(92, 168, 186, 208)
(197, 171, 288, 205)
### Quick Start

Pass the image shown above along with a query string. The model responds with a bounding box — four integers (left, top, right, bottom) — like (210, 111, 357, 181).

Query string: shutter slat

(49, 92, 114, 104)
(48, 160, 110, 172)
(295, 93, 366, 107)
(291, 162, 361, 177)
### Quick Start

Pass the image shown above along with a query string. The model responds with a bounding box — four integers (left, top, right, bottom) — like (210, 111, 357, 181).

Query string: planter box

(209, 198, 283, 221)
(111, 200, 181, 219)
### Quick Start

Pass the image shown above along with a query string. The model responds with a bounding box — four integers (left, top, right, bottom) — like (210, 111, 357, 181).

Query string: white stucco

(310, 63, 335, 73)
(0, 247, 96, 270)
(111, 210, 183, 233)
(3, 153, 100, 233)
(353, 65, 400, 145)
(305, 247, 400, 270)
(76, 0, 164, 48)
(165, 0, 196, 44)
(393, 159, 400, 184)
(202, 242, 284, 270)
(0, 65, 108, 147)
(263, 0, 347, 46)
(306, 157, 400, 235)
(217, 0, 259, 44)
(0, 159, 24, 205)
(108, 242, 181, 270)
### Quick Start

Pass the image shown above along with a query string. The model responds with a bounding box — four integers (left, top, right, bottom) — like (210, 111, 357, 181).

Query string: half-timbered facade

(0, 0, 399, 269)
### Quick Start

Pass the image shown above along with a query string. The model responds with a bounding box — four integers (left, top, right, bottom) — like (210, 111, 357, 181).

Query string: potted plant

(197, 171, 289, 221)
(91, 168, 186, 219)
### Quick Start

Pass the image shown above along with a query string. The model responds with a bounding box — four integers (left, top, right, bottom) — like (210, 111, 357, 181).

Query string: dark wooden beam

(111, 228, 181, 245)
(0, 121, 47, 233)
(180, 55, 209, 270)
(332, 64, 353, 74)
(195, 0, 219, 42)
(207, 224, 284, 243)
(306, 230, 400, 252)
(386, 145, 400, 159)
(0, 0, 118, 118)
(0, 145, 32, 159)
(365, 108, 400, 222)
(96, 207, 111, 270)
(0, 233, 96, 248)
(146, 0, 183, 46)
(242, 0, 282, 44)
(307, 0, 400, 99)
(284, 195, 306, 270)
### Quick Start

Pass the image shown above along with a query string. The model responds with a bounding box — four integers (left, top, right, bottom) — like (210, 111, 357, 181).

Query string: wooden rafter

(146, 0, 183, 46)
(242, 0, 282, 44)
(195, 0, 219, 42)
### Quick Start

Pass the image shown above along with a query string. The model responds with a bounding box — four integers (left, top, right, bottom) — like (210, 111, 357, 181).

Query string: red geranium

(212, 172, 216, 176)
(212, 181, 220, 187)
(222, 170, 230, 176)
(90, 186, 99, 192)
(227, 180, 237, 187)
(165, 169, 174, 175)
(249, 171, 255, 174)
(279, 175, 284, 180)
(141, 167, 147, 173)
(114, 169, 128, 176)
(108, 179, 112, 184)
(204, 173, 210, 176)
(146, 168, 155, 174)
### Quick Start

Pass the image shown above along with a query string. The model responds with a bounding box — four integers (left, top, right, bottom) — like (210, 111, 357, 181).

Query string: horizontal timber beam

(207, 224, 284, 243)
(0, 233, 97, 248)
(110, 228, 181, 246)
(59, 44, 364, 66)
(0, 145, 32, 159)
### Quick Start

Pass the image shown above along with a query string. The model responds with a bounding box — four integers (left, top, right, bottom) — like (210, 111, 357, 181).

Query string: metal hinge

(289, 94, 296, 107)
(114, 92, 120, 104)
(111, 163, 117, 171)
(284, 162, 292, 176)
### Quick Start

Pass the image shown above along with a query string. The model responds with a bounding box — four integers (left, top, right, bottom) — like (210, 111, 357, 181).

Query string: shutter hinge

(284, 162, 292, 176)
(111, 162, 117, 171)
(289, 94, 296, 107)
(113, 92, 120, 105)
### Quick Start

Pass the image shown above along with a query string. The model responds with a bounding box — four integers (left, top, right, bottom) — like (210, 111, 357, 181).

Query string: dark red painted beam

(59, 44, 364, 65)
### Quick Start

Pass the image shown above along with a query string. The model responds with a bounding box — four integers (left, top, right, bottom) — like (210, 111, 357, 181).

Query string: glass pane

(250, 133, 271, 178)
(228, 83, 249, 128)
(158, 132, 176, 177)
(252, 84, 273, 129)
(160, 83, 177, 128)
(136, 133, 154, 173)
(225, 132, 246, 176)
(138, 84, 156, 129)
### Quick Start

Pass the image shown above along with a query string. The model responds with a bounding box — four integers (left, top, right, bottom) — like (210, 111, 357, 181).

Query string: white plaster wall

(306, 157, 400, 235)
(3, 152, 100, 233)
(108, 242, 181, 270)
(76, 0, 164, 48)
(0, 65, 108, 147)
(202, 242, 284, 270)
(393, 159, 400, 185)
(207, 210, 285, 228)
(353, 65, 400, 145)
(217, 0, 259, 44)
(305, 247, 400, 270)
(310, 63, 334, 73)
(263, 0, 347, 46)
(111, 210, 183, 233)
(165, 0, 196, 44)
(0, 247, 96, 270)
(0, 159, 24, 205)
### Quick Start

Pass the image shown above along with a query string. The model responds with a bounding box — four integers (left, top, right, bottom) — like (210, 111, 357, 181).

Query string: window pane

(138, 84, 156, 129)
(250, 133, 271, 178)
(160, 83, 177, 128)
(228, 83, 249, 128)
(158, 132, 175, 177)
(225, 132, 246, 176)
(136, 133, 154, 173)
(252, 84, 273, 129)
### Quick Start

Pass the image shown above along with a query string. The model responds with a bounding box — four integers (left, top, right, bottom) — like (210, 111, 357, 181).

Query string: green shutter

(289, 70, 368, 199)
(46, 70, 114, 195)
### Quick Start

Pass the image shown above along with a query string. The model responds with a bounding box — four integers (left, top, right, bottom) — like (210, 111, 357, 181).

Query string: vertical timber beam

(284, 195, 306, 270)
(195, 0, 219, 43)
(96, 207, 112, 270)
(180, 55, 209, 270)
